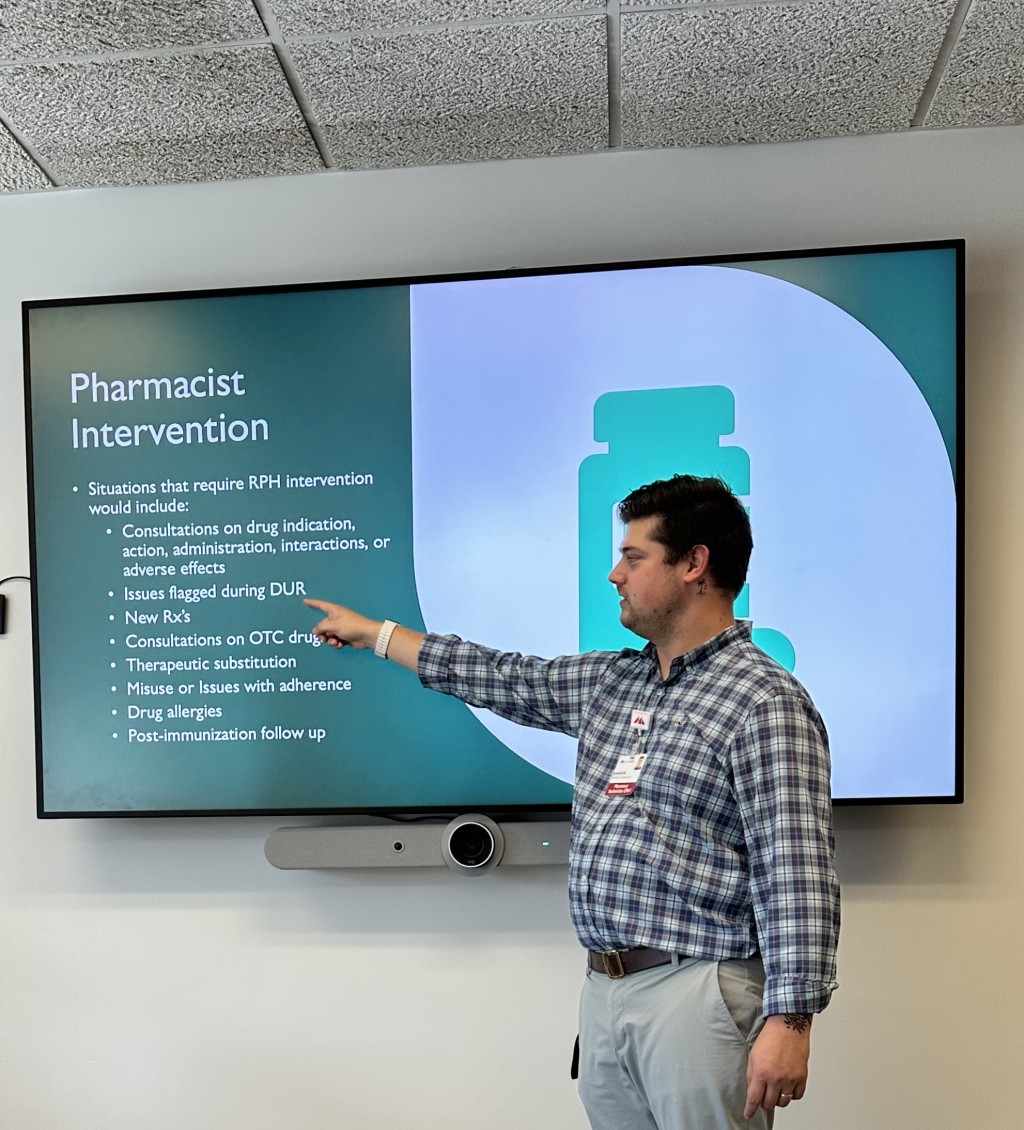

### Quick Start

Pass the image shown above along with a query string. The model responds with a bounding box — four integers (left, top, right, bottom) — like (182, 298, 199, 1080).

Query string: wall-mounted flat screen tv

(24, 239, 963, 816)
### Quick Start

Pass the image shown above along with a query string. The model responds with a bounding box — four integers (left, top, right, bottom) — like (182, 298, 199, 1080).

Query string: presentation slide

(24, 245, 961, 815)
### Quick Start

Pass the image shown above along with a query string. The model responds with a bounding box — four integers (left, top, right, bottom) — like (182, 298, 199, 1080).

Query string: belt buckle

(602, 950, 626, 979)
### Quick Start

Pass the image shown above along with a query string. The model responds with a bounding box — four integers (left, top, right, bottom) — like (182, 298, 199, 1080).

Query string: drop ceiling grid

(0, 0, 1020, 192)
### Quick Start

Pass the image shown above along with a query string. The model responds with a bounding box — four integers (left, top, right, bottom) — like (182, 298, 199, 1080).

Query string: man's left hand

(743, 1012, 812, 1118)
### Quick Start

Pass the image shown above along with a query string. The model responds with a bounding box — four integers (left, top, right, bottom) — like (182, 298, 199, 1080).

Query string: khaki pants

(577, 956, 770, 1130)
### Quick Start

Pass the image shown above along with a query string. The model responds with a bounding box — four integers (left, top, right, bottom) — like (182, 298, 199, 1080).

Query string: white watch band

(374, 620, 398, 659)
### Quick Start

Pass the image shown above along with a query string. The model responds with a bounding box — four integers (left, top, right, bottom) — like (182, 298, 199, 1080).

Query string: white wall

(1, 125, 1021, 1129)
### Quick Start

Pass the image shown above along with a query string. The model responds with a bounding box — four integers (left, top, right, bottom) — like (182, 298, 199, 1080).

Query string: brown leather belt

(587, 947, 679, 978)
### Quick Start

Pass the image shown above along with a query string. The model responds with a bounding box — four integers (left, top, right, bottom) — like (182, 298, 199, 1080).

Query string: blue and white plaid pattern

(418, 621, 839, 1016)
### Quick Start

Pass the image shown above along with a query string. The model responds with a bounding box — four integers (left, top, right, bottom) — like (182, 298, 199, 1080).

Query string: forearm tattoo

(783, 1013, 812, 1034)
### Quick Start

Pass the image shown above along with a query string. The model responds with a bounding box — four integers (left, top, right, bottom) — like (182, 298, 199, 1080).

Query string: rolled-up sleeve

(731, 690, 840, 1016)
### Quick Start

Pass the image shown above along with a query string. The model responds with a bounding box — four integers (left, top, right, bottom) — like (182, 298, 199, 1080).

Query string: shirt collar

(644, 620, 752, 680)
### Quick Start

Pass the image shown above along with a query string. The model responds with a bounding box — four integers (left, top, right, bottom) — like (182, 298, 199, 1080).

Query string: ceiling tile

(290, 17, 608, 169)
(0, 47, 323, 187)
(621, 0, 958, 149)
(0, 122, 49, 191)
(927, 0, 1024, 127)
(0, 0, 266, 60)
(268, 0, 595, 36)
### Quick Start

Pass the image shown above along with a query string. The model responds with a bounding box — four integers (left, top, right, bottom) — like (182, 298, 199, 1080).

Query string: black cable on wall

(0, 576, 30, 636)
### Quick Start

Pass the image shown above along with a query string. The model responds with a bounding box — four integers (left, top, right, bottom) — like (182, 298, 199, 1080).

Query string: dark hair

(617, 475, 752, 597)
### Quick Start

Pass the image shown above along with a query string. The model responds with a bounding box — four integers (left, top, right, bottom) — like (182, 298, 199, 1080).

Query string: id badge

(605, 753, 647, 797)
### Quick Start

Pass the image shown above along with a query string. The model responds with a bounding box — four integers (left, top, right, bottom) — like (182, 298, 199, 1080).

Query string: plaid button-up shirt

(419, 621, 839, 1016)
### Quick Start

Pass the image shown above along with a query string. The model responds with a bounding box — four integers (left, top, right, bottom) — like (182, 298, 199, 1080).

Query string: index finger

(743, 1080, 766, 1120)
(303, 598, 338, 615)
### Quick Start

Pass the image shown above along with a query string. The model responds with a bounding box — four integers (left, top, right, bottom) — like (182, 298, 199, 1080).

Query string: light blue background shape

(409, 264, 956, 801)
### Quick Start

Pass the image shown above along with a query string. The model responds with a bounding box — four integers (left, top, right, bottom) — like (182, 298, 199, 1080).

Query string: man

(306, 474, 839, 1130)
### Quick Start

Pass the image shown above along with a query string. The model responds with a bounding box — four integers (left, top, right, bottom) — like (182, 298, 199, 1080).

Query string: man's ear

(682, 544, 711, 583)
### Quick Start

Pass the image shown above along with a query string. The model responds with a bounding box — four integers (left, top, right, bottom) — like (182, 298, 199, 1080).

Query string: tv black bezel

(23, 237, 965, 817)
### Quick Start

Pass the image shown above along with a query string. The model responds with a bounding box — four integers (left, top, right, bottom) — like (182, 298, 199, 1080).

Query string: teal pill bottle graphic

(578, 385, 795, 671)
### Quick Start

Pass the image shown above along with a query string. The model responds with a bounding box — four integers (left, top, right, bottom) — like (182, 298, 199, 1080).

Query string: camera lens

(447, 822, 495, 868)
